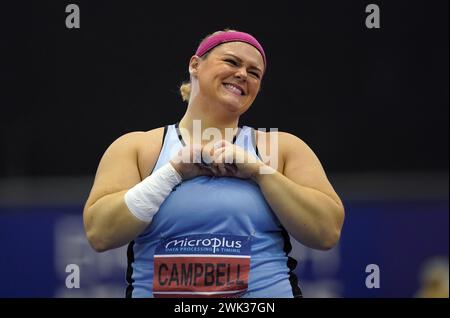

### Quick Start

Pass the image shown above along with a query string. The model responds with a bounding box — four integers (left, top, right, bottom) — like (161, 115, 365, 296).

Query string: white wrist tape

(124, 162, 182, 223)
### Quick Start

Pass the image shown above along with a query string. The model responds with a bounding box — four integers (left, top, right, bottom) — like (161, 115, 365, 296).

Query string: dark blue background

(1, 200, 447, 297)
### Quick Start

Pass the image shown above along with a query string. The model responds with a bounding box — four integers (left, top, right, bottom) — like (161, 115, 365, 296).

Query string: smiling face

(189, 42, 265, 115)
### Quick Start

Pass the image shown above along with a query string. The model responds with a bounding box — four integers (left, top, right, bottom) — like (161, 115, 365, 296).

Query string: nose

(234, 67, 247, 81)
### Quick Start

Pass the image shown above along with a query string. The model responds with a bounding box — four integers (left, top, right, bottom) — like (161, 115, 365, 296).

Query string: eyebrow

(222, 53, 263, 74)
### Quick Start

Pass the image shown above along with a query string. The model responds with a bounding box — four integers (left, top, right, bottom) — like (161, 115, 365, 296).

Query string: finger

(197, 163, 215, 176)
(215, 163, 227, 176)
(213, 154, 233, 176)
(203, 162, 221, 175)
(212, 147, 227, 163)
(210, 164, 221, 176)
(201, 166, 215, 177)
(213, 139, 227, 150)
(211, 148, 230, 164)
(222, 147, 235, 164)
(224, 163, 238, 176)
(191, 144, 203, 163)
(201, 145, 215, 164)
(203, 140, 221, 156)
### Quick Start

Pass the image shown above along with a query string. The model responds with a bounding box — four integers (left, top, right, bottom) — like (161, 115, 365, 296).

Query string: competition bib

(153, 234, 251, 298)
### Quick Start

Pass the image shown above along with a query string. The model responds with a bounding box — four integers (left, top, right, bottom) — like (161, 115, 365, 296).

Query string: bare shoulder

(256, 129, 341, 204)
(276, 131, 324, 171)
(85, 127, 165, 208)
(131, 127, 165, 149)
(255, 129, 309, 148)
(112, 126, 172, 179)
(116, 127, 164, 145)
(254, 129, 312, 173)
(277, 131, 313, 154)
(134, 127, 166, 180)
(106, 127, 164, 156)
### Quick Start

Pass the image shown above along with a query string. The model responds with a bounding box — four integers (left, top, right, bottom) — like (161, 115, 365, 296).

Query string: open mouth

(223, 83, 245, 96)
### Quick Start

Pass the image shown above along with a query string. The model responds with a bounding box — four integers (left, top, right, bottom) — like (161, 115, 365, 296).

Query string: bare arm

(253, 132, 345, 250)
(83, 130, 162, 252)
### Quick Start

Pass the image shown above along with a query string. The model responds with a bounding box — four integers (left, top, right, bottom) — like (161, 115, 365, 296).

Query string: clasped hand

(170, 140, 263, 180)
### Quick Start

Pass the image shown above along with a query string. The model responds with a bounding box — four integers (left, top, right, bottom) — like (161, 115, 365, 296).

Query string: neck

(179, 98, 240, 145)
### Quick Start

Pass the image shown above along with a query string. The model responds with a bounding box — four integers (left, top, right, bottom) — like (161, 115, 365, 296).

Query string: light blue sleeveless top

(126, 124, 301, 298)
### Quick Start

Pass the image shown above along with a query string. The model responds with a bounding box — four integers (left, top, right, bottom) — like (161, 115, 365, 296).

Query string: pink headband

(195, 31, 267, 68)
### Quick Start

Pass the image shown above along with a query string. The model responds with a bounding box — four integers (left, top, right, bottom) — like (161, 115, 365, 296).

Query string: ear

(189, 55, 201, 77)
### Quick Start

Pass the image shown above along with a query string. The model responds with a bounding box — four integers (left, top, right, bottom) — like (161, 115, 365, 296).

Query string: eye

(249, 72, 261, 79)
(224, 59, 238, 66)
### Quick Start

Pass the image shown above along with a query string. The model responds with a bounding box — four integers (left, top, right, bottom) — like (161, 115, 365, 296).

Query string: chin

(220, 97, 245, 113)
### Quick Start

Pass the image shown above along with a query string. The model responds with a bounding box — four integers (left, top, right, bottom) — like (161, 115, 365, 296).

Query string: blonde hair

(180, 81, 191, 102)
(179, 29, 238, 102)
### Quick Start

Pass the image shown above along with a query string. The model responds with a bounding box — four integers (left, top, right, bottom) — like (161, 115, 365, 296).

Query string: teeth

(224, 83, 243, 95)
